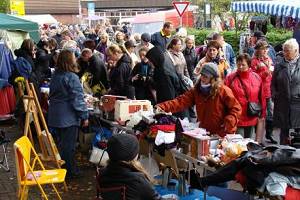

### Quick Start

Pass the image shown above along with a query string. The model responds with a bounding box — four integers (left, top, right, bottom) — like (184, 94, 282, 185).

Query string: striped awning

(231, 0, 300, 19)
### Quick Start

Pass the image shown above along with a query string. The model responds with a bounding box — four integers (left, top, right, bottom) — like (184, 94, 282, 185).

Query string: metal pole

(181, 16, 183, 27)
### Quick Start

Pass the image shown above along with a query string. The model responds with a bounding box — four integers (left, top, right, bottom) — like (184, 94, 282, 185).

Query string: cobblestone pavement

(0, 121, 97, 200)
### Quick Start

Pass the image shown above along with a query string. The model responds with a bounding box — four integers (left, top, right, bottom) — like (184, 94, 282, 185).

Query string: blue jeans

(54, 126, 79, 176)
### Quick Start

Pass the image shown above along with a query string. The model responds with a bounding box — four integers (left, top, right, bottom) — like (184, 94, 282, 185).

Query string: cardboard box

(114, 100, 152, 122)
(182, 129, 211, 159)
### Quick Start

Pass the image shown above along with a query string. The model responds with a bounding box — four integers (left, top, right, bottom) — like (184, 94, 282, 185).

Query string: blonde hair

(195, 76, 222, 99)
(106, 44, 123, 56)
(210, 78, 222, 99)
(62, 40, 77, 49)
(121, 160, 154, 183)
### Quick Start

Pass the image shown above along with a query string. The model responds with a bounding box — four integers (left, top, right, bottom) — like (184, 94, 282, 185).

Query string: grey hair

(283, 38, 299, 53)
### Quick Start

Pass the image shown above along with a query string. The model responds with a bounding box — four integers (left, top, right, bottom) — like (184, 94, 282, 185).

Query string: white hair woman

(272, 38, 300, 145)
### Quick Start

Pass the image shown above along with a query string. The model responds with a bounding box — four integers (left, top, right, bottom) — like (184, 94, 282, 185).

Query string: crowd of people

(7, 19, 300, 198)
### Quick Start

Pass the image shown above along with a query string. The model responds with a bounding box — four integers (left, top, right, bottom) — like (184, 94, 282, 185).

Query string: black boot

(265, 120, 277, 144)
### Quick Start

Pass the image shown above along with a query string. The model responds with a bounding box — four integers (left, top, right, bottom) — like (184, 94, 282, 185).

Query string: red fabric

(285, 187, 300, 200)
(0, 86, 16, 115)
(148, 124, 176, 138)
(150, 124, 176, 133)
(0, 89, 10, 115)
(225, 70, 266, 126)
(251, 56, 273, 98)
(5, 86, 16, 113)
(234, 170, 247, 188)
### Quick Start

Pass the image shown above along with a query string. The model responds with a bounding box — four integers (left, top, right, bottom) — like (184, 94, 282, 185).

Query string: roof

(231, 0, 300, 19)
(16, 14, 58, 25)
(0, 13, 39, 42)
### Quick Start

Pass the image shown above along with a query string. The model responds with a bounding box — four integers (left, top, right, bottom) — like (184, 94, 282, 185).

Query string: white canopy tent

(16, 14, 58, 25)
(231, 0, 300, 19)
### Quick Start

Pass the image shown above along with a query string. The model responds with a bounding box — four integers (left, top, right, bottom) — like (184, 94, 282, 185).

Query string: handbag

(237, 76, 262, 117)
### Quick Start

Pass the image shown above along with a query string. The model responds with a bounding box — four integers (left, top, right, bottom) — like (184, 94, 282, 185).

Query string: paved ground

(0, 120, 97, 200)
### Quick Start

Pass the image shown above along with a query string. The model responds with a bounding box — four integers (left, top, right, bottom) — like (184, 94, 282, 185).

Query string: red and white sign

(172, 1, 190, 17)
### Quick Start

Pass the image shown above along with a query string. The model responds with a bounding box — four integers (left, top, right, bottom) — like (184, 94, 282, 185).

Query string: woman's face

(207, 46, 219, 59)
(186, 39, 194, 49)
(200, 74, 211, 85)
(101, 36, 107, 43)
(139, 51, 148, 63)
(173, 40, 182, 52)
(32, 46, 37, 58)
(237, 59, 249, 72)
(116, 33, 124, 41)
(108, 52, 120, 62)
(283, 46, 298, 61)
(256, 47, 268, 58)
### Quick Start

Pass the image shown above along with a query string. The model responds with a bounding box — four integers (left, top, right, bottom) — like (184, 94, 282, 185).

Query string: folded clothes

(155, 130, 176, 146)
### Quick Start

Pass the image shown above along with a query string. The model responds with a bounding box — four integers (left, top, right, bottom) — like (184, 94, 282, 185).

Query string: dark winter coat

(77, 57, 89, 79)
(48, 70, 88, 128)
(14, 48, 35, 72)
(129, 62, 155, 104)
(183, 47, 198, 82)
(272, 57, 300, 129)
(14, 48, 40, 99)
(199, 144, 300, 194)
(146, 47, 184, 104)
(98, 162, 161, 200)
(151, 31, 171, 50)
(87, 54, 109, 89)
(109, 54, 134, 99)
(35, 48, 52, 80)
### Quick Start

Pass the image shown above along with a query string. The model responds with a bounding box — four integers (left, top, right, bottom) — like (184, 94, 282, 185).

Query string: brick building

(24, 0, 79, 24)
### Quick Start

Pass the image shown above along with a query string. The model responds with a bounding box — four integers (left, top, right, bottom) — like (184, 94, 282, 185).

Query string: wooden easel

(20, 80, 68, 191)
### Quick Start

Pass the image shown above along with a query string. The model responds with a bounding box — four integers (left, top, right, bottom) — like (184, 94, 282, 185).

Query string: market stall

(0, 13, 39, 43)
(231, 0, 300, 19)
(84, 93, 300, 199)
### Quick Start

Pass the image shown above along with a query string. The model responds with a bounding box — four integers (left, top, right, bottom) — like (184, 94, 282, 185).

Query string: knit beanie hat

(107, 134, 139, 162)
(200, 62, 219, 78)
(141, 33, 151, 42)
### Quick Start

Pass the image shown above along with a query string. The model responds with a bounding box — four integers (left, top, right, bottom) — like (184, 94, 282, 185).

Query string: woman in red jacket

(225, 53, 266, 140)
(251, 41, 276, 143)
(156, 62, 241, 137)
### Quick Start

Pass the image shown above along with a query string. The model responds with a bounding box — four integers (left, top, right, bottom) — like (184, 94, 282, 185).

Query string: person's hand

(155, 106, 165, 114)
(132, 74, 140, 82)
(82, 119, 89, 127)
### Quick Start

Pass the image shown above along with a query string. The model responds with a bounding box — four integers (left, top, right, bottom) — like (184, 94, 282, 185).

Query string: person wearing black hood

(106, 44, 134, 99)
(35, 40, 53, 80)
(146, 46, 189, 118)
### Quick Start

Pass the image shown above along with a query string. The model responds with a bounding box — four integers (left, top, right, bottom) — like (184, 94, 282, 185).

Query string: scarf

(198, 83, 211, 95)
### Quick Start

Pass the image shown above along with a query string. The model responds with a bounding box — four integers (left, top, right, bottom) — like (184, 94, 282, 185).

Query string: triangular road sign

(173, 1, 190, 17)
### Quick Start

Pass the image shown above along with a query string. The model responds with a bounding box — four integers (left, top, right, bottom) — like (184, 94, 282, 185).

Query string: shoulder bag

(237, 75, 262, 117)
